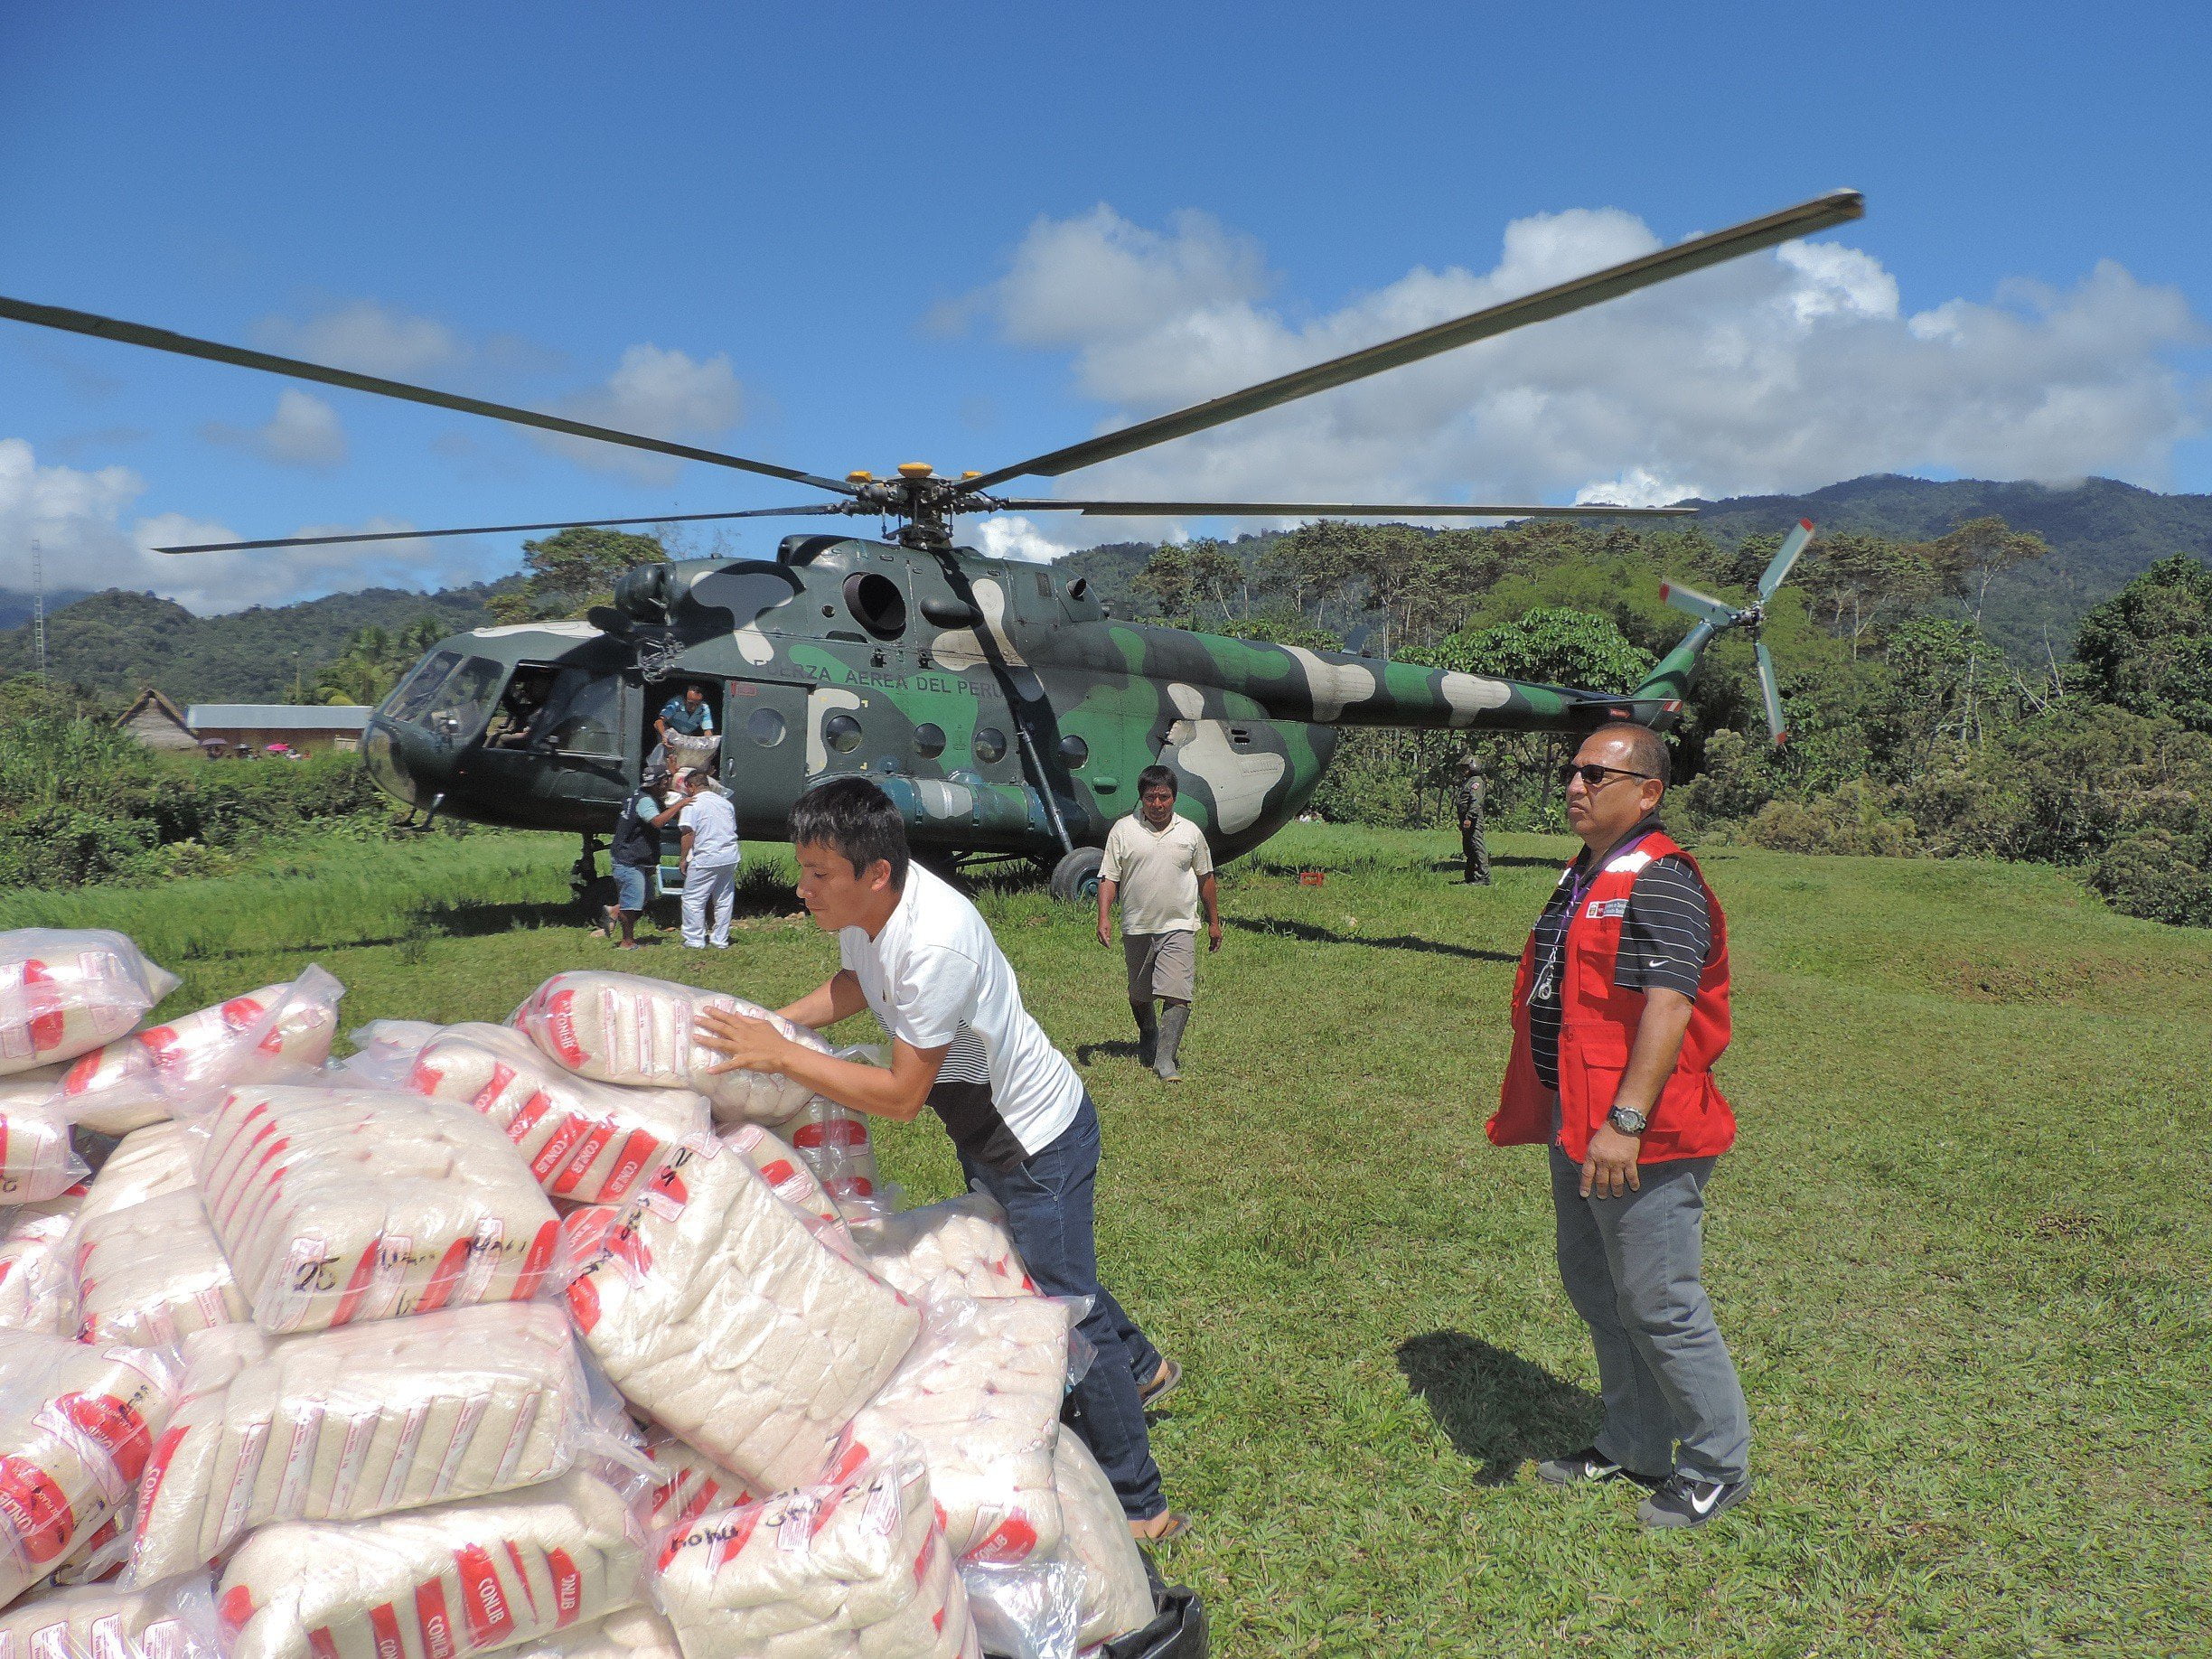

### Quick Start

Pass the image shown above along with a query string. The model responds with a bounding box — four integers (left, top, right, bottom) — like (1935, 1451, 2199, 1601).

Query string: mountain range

(5, 474, 2207, 702)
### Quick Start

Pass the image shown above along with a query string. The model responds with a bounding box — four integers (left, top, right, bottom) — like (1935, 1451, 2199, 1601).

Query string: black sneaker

(1637, 1472, 1752, 1528)
(1533, 1448, 1663, 1488)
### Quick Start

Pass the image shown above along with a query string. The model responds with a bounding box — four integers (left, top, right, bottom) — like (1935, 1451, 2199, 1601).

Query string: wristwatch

(1607, 1104, 1649, 1135)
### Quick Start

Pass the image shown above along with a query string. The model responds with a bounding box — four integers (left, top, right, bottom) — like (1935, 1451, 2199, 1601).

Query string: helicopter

(0, 190, 1858, 901)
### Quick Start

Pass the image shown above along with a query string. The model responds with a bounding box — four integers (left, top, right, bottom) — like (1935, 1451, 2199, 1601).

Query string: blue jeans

(960, 1093, 1166, 1521)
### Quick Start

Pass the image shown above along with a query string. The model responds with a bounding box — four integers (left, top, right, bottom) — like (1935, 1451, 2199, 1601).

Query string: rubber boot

(1131, 1001, 1159, 1068)
(1154, 1002, 1190, 1082)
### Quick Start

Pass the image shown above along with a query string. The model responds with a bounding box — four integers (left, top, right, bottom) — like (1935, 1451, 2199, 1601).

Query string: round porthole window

(973, 726, 1008, 764)
(747, 707, 786, 747)
(842, 571, 909, 639)
(1057, 735, 1089, 767)
(914, 722, 947, 759)
(824, 713, 864, 754)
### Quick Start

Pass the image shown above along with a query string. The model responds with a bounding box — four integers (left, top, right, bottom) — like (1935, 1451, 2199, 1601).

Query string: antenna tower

(30, 539, 46, 680)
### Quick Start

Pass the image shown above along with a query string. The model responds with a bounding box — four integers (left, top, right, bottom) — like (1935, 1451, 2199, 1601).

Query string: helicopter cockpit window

(423, 656, 505, 743)
(747, 708, 787, 748)
(487, 666, 558, 749)
(383, 651, 463, 723)
(913, 723, 946, 759)
(973, 726, 1007, 764)
(531, 668, 623, 757)
(842, 572, 907, 640)
(823, 713, 864, 755)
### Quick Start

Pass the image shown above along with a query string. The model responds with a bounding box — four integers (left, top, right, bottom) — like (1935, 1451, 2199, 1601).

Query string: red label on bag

(219, 1585, 256, 1639)
(410, 1059, 445, 1094)
(530, 1115, 589, 1183)
(541, 989, 585, 1067)
(309, 1629, 342, 1659)
(136, 1026, 181, 1063)
(23, 962, 63, 1054)
(597, 1130, 660, 1202)
(966, 1514, 1039, 1564)
(416, 1579, 456, 1659)
(0, 1454, 74, 1563)
(61, 1051, 103, 1095)
(513, 1218, 561, 1302)
(60, 1390, 152, 1482)
(547, 1547, 583, 1627)
(416, 1234, 476, 1314)
(472, 1064, 517, 1112)
(455, 1545, 513, 1646)
(504, 1092, 552, 1145)
(757, 1158, 797, 1186)
(222, 996, 267, 1032)
(365, 1603, 404, 1659)
(552, 1122, 616, 1196)
(565, 1273, 599, 1332)
(328, 1232, 386, 1327)
(792, 1118, 867, 1149)
(501, 1542, 539, 1619)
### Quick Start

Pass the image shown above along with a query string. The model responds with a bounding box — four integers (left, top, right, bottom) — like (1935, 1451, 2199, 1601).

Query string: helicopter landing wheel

(1048, 845, 1104, 905)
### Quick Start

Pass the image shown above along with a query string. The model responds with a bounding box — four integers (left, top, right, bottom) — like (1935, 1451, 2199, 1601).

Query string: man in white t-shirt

(1097, 764, 1220, 1082)
(690, 776, 1186, 1542)
(675, 769, 741, 949)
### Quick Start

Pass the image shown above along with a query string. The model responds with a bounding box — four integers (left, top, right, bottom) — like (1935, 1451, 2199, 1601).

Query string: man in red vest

(1489, 722, 1752, 1527)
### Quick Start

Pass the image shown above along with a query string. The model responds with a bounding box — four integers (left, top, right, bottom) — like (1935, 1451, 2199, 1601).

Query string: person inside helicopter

(646, 680, 720, 771)
(487, 668, 556, 748)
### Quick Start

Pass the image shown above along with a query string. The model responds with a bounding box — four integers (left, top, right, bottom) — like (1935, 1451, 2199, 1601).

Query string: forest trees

(486, 527, 669, 623)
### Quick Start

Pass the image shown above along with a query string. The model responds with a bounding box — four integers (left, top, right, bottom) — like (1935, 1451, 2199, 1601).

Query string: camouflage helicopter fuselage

(362, 533, 1696, 866)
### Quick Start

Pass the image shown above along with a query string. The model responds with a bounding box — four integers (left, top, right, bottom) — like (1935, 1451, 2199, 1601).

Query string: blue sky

(4, 0, 2207, 611)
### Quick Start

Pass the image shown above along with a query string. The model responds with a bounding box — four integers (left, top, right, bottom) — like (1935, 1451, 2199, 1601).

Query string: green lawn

(10, 826, 2207, 1657)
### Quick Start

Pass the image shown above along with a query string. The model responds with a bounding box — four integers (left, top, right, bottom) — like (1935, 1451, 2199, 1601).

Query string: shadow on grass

(1425, 856, 1557, 874)
(1226, 916, 1516, 963)
(1396, 1332, 1600, 1486)
(1074, 1039, 1146, 1067)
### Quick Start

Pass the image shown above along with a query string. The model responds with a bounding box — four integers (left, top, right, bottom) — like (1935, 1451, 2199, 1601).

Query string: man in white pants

(675, 769, 740, 949)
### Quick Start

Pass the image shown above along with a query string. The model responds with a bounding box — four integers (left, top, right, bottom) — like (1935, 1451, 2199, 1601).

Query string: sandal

(1139, 1357, 1183, 1410)
(1128, 1511, 1191, 1543)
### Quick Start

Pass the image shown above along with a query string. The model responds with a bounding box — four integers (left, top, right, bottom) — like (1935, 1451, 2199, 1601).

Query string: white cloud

(0, 437, 483, 614)
(540, 343, 745, 483)
(249, 301, 744, 484)
(252, 300, 463, 379)
(959, 203, 2208, 554)
(203, 389, 348, 470)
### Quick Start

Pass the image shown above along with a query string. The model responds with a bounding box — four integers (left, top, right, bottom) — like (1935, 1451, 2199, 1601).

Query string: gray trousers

(1550, 1147, 1750, 1482)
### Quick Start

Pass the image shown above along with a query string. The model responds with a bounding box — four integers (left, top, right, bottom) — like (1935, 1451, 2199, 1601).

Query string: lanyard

(1532, 830, 1651, 1003)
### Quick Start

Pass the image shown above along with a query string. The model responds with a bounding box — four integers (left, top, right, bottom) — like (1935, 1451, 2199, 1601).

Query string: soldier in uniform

(1454, 753, 1490, 885)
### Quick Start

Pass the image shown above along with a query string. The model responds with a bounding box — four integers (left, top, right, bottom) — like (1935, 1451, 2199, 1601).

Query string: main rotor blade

(0, 294, 858, 498)
(1757, 518, 1815, 599)
(155, 503, 843, 555)
(961, 190, 1863, 491)
(988, 499, 1697, 519)
(1658, 579, 1740, 629)
(1755, 640, 1788, 745)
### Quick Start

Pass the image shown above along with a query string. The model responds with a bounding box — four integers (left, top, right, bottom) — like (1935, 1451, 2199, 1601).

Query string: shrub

(1738, 781, 1921, 858)
(2089, 829, 2212, 927)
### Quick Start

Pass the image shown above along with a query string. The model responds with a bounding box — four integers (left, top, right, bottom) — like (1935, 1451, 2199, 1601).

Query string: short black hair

(788, 776, 910, 889)
(1585, 721, 1671, 789)
(1136, 764, 1177, 797)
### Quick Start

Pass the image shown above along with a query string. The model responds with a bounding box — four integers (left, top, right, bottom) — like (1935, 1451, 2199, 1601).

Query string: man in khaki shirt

(1096, 764, 1222, 1082)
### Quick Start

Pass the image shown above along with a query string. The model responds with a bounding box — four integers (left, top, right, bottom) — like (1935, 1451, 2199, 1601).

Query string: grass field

(8, 825, 2207, 1657)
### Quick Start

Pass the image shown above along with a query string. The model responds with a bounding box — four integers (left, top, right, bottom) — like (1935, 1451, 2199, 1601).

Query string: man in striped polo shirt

(1488, 722, 1752, 1528)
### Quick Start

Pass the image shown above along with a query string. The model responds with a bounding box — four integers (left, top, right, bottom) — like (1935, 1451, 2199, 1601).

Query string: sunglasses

(1557, 762, 1658, 790)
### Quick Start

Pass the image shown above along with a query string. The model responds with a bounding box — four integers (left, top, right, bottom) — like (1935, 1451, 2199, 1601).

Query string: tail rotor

(1658, 518, 1814, 746)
